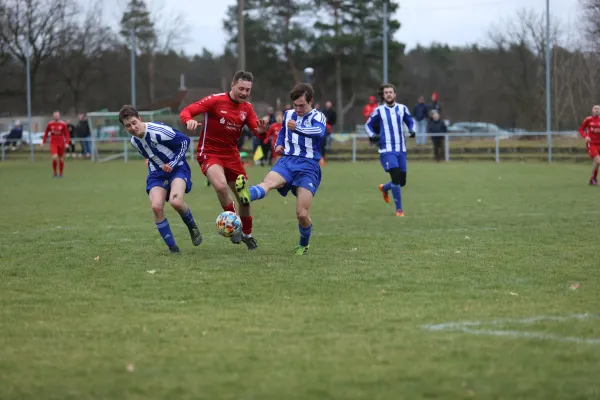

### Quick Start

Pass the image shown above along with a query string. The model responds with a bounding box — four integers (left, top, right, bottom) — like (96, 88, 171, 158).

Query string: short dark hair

(290, 83, 314, 103)
(232, 70, 254, 84)
(378, 83, 396, 101)
(118, 105, 140, 125)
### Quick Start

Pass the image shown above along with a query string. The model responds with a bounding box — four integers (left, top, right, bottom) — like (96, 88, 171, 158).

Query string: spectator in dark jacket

(75, 113, 92, 158)
(413, 96, 428, 145)
(320, 101, 337, 165)
(429, 92, 442, 117)
(6, 120, 23, 150)
(427, 111, 447, 162)
(66, 120, 76, 157)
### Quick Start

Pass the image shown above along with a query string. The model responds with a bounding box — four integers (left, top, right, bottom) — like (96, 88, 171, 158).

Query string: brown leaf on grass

(126, 363, 135, 372)
(510, 292, 519, 296)
(94, 256, 100, 261)
(570, 283, 580, 290)
(464, 305, 472, 311)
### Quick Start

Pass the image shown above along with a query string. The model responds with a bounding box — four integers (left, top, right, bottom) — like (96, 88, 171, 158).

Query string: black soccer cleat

(189, 225, 203, 246)
(230, 230, 242, 244)
(169, 245, 180, 254)
(242, 235, 258, 250)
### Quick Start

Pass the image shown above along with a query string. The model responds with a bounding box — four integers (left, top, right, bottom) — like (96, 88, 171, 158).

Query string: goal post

(86, 107, 175, 163)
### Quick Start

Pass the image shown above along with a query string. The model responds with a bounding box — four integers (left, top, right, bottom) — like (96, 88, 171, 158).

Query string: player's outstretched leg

(169, 178, 202, 246)
(206, 165, 242, 244)
(379, 182, 391, 203)
(388, 168, 405, 217)
(295, 188, 314, 256)
(235, 171, 286, 205)
(149, 187, 179, 253)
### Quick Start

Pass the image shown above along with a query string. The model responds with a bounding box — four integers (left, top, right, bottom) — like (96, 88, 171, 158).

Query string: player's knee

(296, 208, 310, 223)
(151, 202, 164, 215)
(399, 172, 407, 187)
(212, 180, 229, 196)
(169, 194, 184, 211)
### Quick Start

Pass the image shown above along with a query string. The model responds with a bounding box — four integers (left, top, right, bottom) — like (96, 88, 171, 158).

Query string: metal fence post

(1, 141, 4, 161)
(91, 134, 96, 163)
(495, 135, 500, 163)
(352, 135, 357, 162)
(124, 138, 128, 163)
(444, 134, 450, 161)
(548, 131, 553, 163)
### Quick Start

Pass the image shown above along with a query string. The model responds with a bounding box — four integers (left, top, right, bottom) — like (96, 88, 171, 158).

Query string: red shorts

(197, 153, 247, 182)
(50, 144, 65, 157)
(587, 143, 600, 159)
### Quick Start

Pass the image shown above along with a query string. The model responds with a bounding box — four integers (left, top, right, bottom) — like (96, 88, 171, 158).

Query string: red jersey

(363, 103, 377, 121)
(42, 120, 70, 146)
(579, 116, 600, 145)
(266, 122, 282, 145)
(179, 92, 261, 157)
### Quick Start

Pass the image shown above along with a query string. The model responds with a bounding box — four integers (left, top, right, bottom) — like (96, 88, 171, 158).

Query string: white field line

(423, 314, 600, 345)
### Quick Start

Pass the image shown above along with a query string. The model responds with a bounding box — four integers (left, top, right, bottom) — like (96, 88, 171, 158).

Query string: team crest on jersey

(303, 118, 312, 127)
(240, 111, 247, 121)
(220, 117, 226, 124)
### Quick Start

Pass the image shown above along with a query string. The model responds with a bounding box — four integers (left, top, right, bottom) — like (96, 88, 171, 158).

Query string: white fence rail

(0, 131, 585, 163)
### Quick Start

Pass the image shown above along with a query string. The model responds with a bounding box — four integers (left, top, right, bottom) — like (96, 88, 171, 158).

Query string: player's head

(53, 111, 60, 121)
(275, 111, 283, 123)
(290, 83, 315, 117)
(431, 111, 440, 121)
(230, 70, 254, 102)
(118, 105, 145, 136)
(593, 105, 600, 116)
(378, 84, 396, 105)
(368, 95, 376, 104)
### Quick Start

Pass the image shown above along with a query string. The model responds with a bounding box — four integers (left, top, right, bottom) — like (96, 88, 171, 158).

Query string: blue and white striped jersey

(130, 122, 190, 173)
(365, 103, 415, 153)
(275, 108, 327, 161)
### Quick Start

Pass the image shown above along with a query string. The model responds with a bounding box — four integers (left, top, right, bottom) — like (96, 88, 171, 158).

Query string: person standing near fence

(76, 113, 92, 158)
(412, 96, 428, 145)
(578, 105, 600, 186)
(41, 111, 70, 178)
(65, 120, 76, 157)
(428, 111, 447, 162)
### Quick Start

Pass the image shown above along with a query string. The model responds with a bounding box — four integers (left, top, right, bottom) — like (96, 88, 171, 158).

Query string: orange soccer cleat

(378, 184, 390, 203)
(395, 210, 405, 217)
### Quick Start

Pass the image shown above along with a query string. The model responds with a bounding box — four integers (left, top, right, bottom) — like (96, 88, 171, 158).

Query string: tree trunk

(148, 51, 155, 104)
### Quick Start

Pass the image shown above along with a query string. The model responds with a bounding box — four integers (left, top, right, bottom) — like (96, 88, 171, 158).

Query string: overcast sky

(107, 0, 581, 56)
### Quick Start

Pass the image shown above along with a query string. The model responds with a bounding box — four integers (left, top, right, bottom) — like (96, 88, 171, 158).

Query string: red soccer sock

(222, 202, 236, 214)
(52, 159, 57, 175)
(240, 216, 253, 236)
(59, 160, 64, 175)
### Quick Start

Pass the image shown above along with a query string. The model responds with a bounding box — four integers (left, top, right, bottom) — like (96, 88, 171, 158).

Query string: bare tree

(0, 0, 77, 100)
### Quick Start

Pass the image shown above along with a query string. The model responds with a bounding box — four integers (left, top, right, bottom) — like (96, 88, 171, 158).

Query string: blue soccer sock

(249, 185, 266, 201)
(299, 224, 312, 247)
(382, 181, 392, 192)
(180, 208, 196, 229)
(156, 218, 176, 248)
(391, 184, 403, 211)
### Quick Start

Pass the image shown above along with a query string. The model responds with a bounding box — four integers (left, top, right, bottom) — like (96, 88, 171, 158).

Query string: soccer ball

(216, 211, 242, 238)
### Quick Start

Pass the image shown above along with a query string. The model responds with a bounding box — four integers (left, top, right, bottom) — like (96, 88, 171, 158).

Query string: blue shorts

(271, 156, 321, 197)
(380, 152, 407, 172)
(146, 163, 192, 201)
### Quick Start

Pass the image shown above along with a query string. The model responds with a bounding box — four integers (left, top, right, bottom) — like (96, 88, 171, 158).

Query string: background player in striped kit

(365, 84, 416, 217)
(119, 105, 202, 254)
(235, 83, 326, 256)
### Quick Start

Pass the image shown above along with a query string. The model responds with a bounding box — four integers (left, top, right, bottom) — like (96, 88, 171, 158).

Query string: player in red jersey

(265, 111, 283, 164)
(362, 96, 378, 121)
(179, 70, 267, 249)
(41, 111, 71, 178)
(579, 105, 600, 185)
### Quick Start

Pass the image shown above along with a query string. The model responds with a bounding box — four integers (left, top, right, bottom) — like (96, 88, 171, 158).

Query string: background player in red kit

(41, 111, 70, 178)
(179, 70, 267, 249)
(265, 111, 283, 164)
(579, 105, 600, 186)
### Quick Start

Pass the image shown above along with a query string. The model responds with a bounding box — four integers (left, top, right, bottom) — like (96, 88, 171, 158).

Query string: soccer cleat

(230, 230, 242, 244)
(294, 245, 309, 255)
(396, 210, 405, 217)
(378, 184, 390, 203)
(169, 245, 180, 254)
(235, 174, 251, 205)
(52, 174, 58, 179)
(188, 225, 203, 246)
(242, 235, 258, 250)
(589, 178, 598, 186)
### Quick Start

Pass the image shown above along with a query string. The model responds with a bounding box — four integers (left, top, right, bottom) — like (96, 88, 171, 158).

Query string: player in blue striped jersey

(235, 83, 325, 255)
(118, 105, 202, 253)
(365, 84, 416, 217)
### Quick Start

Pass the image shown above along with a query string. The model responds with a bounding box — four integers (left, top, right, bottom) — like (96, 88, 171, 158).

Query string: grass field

(1, 157, 600, 399)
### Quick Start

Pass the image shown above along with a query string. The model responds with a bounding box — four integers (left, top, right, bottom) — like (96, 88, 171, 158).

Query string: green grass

(1, 157, 600, 400)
